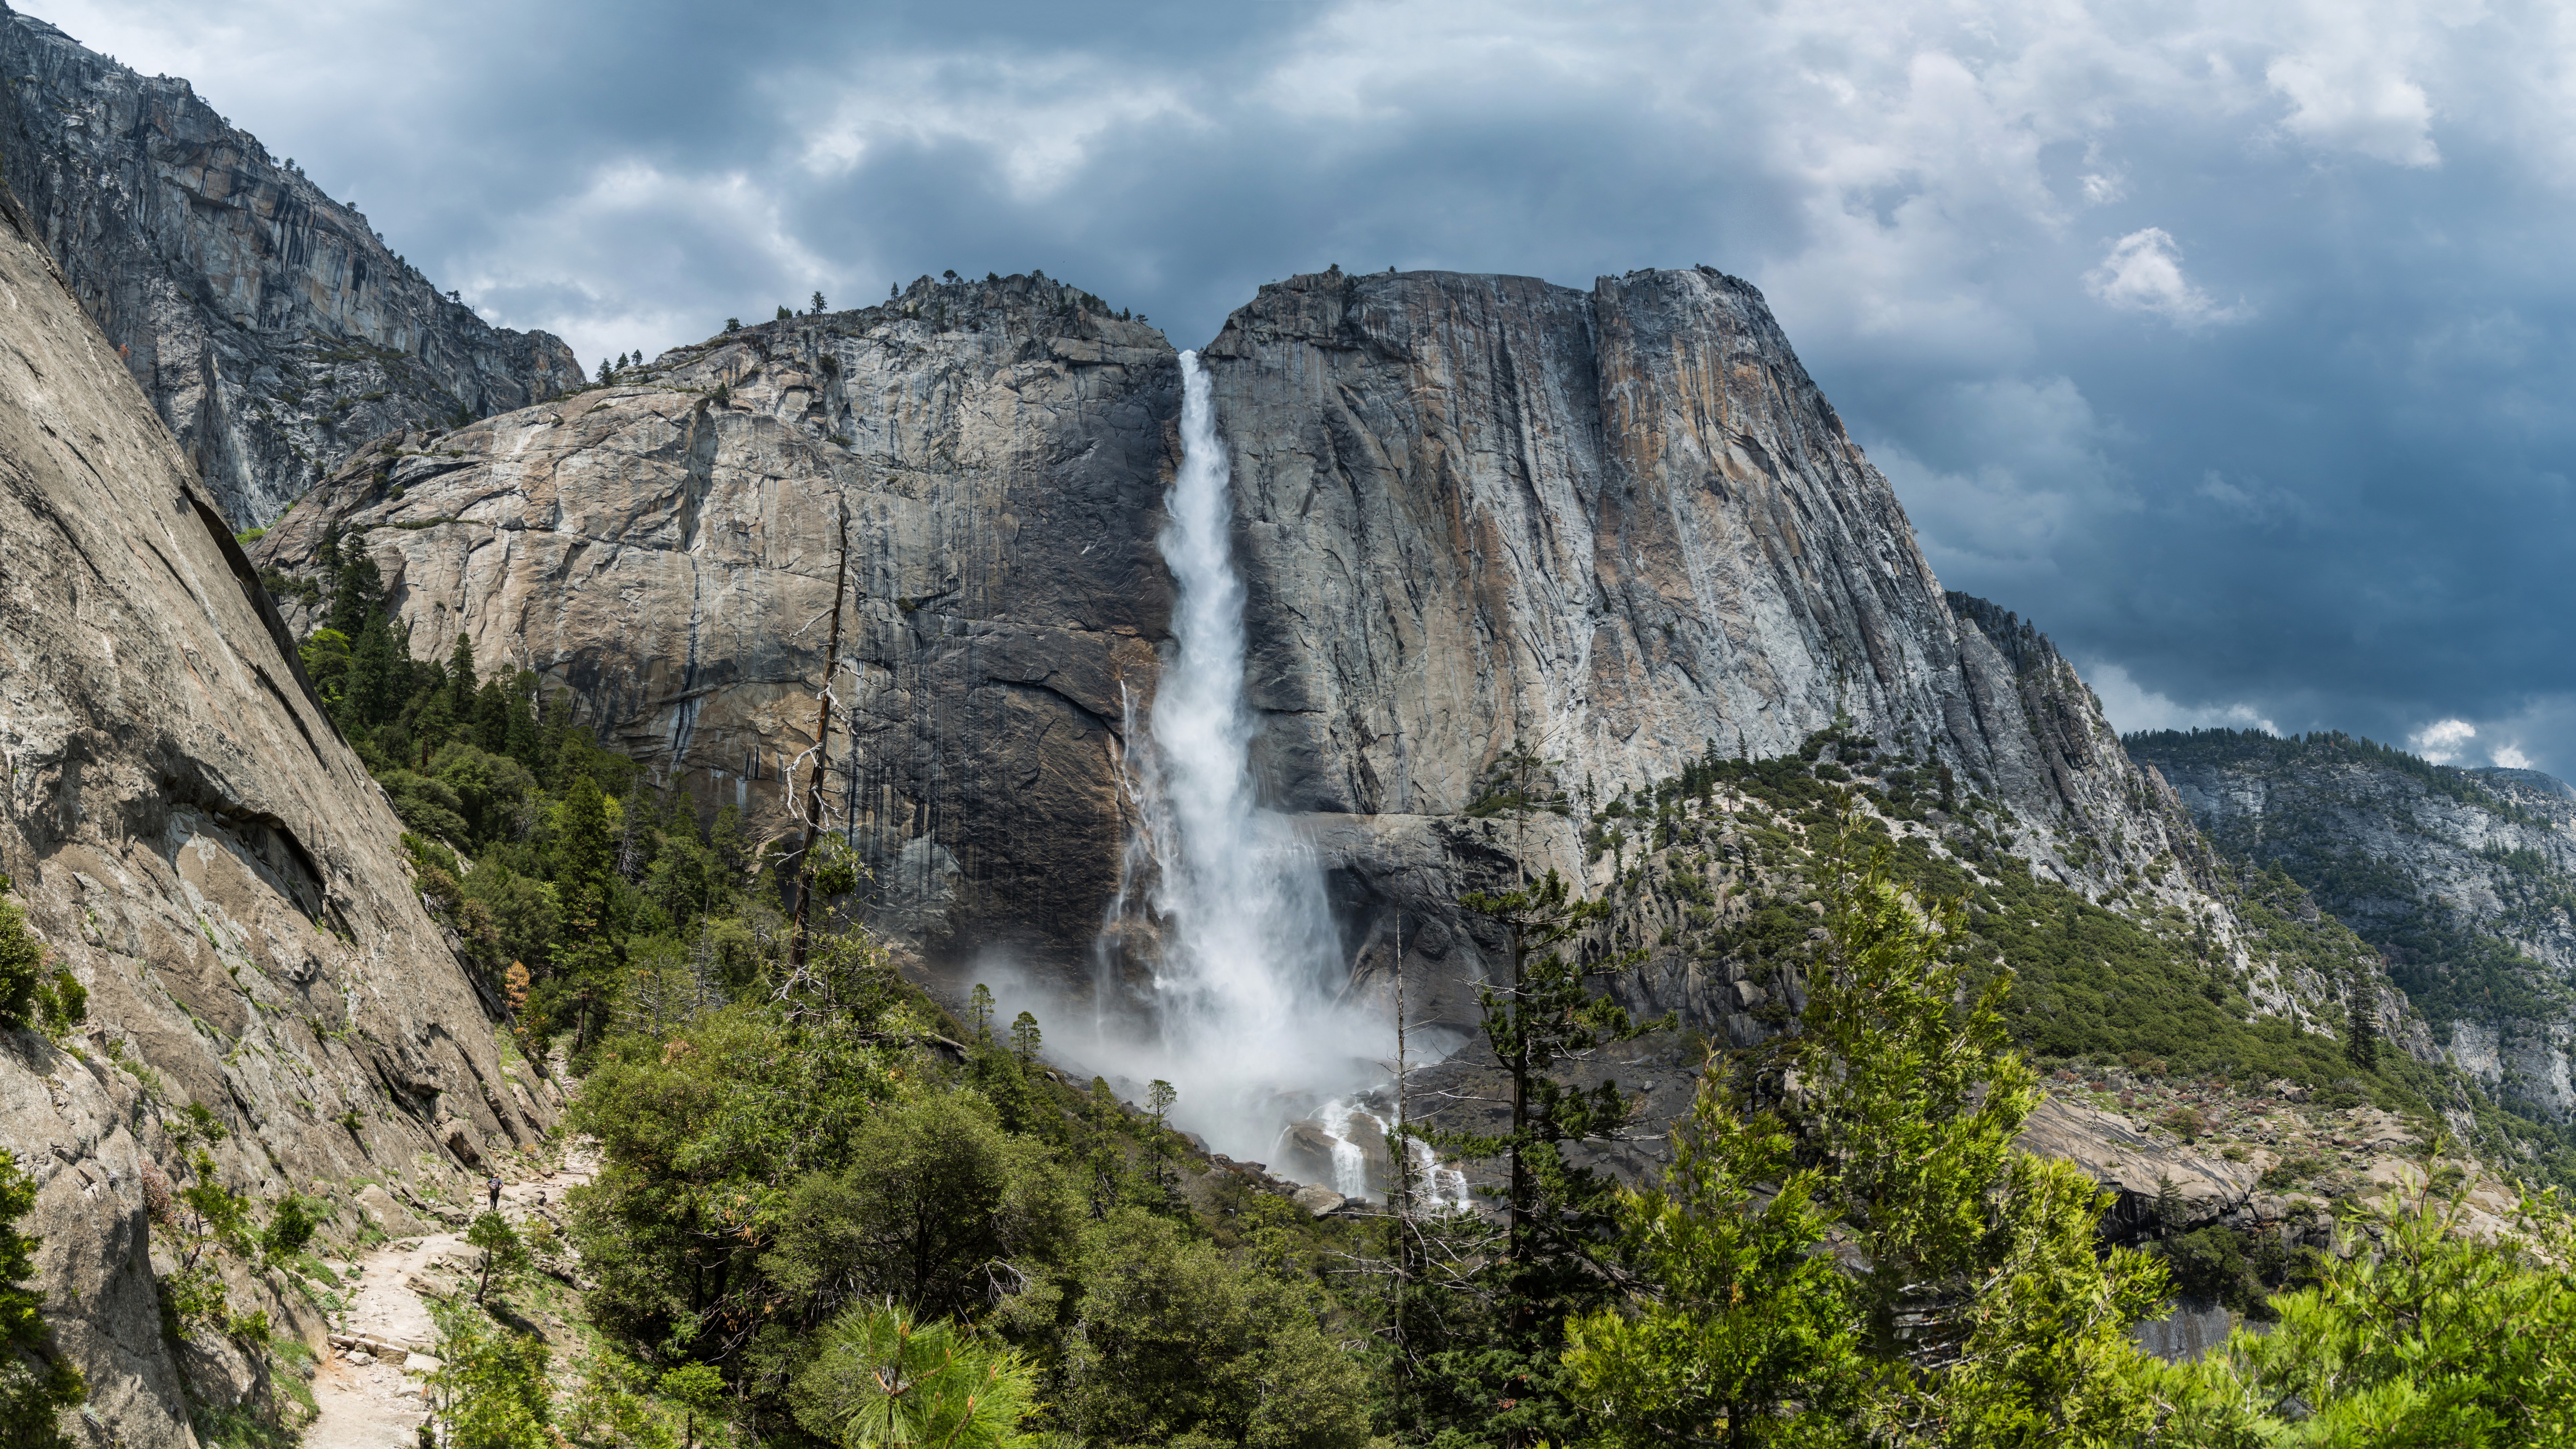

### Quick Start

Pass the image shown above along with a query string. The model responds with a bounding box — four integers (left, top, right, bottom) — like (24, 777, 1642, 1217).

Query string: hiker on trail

(487, 1174, 501, 1212)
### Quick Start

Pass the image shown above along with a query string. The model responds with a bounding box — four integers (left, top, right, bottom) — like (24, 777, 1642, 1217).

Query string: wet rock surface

(0, 4, 580, 529)
(0, 177, 554, 1447)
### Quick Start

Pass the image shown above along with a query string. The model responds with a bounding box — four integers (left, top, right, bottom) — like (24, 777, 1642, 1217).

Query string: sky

(33, 0, 2576, 774)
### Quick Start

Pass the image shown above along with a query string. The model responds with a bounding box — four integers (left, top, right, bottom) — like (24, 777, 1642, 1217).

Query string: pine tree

(1566, 827, 2168, 1445)
(472, 674, 514, 754)
(503, 670, 543, 768)
(346, 610, 403, 727)
(325, 545, 381, 639)
(446, 632, 477, 716)
(552, 770, 621, 1055)
(1402, 864, 1664, 1448)
(0, 1155, 83, 1447)
(2347, 972, 2381, 1071)
(810, 290, 827, 315)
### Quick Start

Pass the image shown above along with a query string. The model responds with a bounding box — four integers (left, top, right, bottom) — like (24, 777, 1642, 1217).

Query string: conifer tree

(2347, 968, 2381, 1071)
(0, 1155, 82, 1448)
(1566, 826, 2167, 1445)
(325, 544, 380, 639)
(446, 632, 477, 716)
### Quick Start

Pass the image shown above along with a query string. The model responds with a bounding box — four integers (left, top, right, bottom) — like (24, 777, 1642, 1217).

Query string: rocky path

(302, 1153, 594, 1449)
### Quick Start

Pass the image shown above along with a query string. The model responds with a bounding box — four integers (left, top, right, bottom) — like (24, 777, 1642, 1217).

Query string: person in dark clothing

(487, 1175, 501, 1212)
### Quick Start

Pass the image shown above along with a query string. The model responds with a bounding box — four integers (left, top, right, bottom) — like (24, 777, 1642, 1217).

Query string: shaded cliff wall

(0, 3, 581, 530)
(253, 272, 1178, 966)
(2132, 729, 2576, 1122)
(0, 179, 554, 1449)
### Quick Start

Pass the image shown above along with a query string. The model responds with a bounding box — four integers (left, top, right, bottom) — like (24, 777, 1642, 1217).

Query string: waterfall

(1311, 1097, 1475, 1208)
(1070, 349, 1468, 1195)
(1092, 351, 1357, 1160)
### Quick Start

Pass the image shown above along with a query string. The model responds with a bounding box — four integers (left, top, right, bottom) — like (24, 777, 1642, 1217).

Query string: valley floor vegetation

(22, 534, 2548, 1446)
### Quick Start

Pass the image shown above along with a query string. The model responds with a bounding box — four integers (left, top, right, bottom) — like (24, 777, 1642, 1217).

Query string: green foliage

(2135, 1169, 2576, 1444)
(32, 968, 83, 1039)
(1563, 1075, 1854, 1446)
(790, 1302, 1034, 1448)
(0, 1155, 83, 1448)
(465, 1212, 530, 1304)
(1567, 831, 2168, 1446)
(429, 1305, 554, 1449)
(658, 1360, 726, 1447)
(766, 1091, 1080, 1325)
(568, 998, 903, 1363)
(0, 877, 50, 1029)
(1057, 1210, 1372, 1449)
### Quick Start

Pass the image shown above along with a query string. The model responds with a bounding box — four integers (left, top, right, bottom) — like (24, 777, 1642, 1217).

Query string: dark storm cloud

(37, 0, 2576, 772)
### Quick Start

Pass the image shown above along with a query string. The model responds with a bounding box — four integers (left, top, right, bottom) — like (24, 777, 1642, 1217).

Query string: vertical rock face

(1203, 268, 2310, 1034)
(1205, 267, 2187, 852)
(0, 181, 552, 1448)
(253, 273, 1178, 963)
(255, 265, 2233, 1012)
(2131, 730, 2576, 1121)
(0, 2, 581, 530)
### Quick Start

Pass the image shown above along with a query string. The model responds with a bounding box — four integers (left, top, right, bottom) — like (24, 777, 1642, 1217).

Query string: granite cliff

(2132, 729, 2576, 1128)
(0, 174, 554, 1447)
(0, 2, 581, 531)
(247, 266, 2389, 1053)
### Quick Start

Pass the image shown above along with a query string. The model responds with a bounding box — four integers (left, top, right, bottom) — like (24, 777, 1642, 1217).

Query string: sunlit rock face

(0, 3, 581, 529)
(0, 183, 554, 1449)
(253, 266, 2214, 1035)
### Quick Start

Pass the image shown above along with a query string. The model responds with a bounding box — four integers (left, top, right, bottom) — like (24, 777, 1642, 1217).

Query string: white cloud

(2083, 228, 2246, 327)
(2492, 743, 2533, 769)
(2410, 717, 2477, 763)
(2084, 661, 2278, 735)
(2266, 50, 2440, 167)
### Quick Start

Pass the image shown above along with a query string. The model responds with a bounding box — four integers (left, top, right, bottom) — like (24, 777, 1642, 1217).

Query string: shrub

(0, 878, 45, 1029)
(0, 1155, 84, 1447)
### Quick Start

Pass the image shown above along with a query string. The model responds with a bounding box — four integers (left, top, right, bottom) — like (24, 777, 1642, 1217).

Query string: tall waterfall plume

(1086, 350, 1380, 1162)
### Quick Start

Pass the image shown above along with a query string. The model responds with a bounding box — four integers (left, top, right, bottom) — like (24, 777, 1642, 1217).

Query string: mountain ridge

(0, 1, 582, 529)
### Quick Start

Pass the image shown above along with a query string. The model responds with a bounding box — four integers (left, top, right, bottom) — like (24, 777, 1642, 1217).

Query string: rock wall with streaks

(0, 177, 553, 1449)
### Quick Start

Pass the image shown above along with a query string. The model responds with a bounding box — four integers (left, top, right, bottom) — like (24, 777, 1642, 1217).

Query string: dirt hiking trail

(301, 1150, 596, 1449)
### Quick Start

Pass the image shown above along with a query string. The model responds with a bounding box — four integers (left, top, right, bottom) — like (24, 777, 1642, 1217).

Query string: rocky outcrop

(1203, 269, 2150, 835)
(0, 3, 581, 530)
(253, 273, 1177, 966)
(2131, 729, 2576, 1122)
(0, 177, 552, 1447)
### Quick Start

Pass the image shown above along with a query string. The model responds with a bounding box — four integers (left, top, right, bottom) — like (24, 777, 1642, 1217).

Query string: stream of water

(1051, 350, 1466, 1197)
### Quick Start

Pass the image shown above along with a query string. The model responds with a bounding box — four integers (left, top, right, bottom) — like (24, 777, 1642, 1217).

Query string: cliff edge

(0, 172, 553, 1447)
